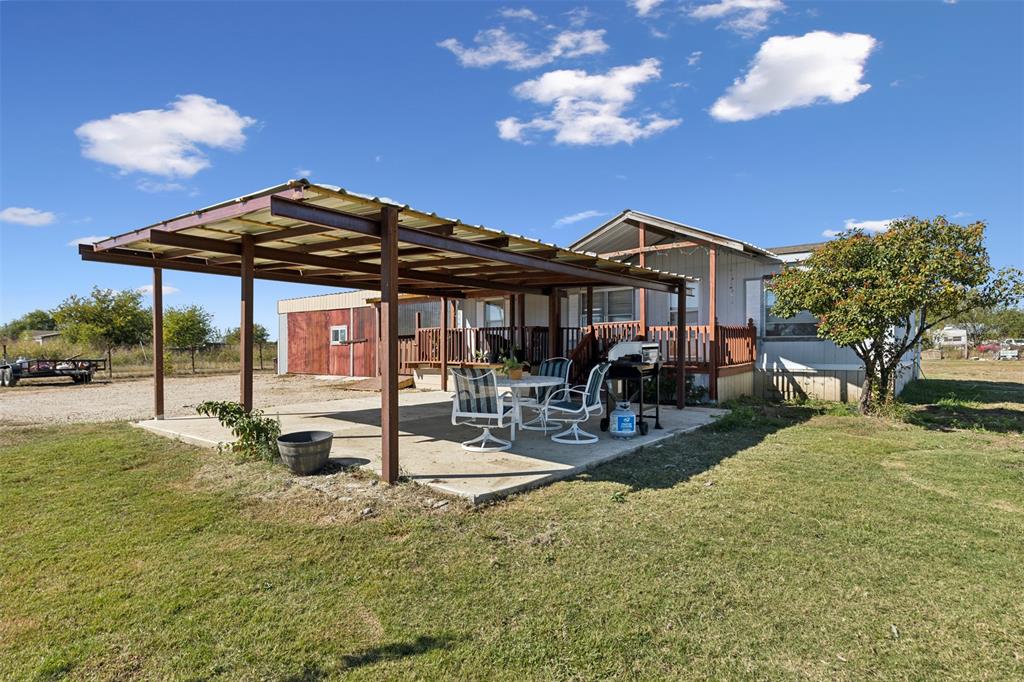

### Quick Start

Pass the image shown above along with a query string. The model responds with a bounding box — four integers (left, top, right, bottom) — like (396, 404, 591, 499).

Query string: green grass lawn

(2, 365, 1022, 680)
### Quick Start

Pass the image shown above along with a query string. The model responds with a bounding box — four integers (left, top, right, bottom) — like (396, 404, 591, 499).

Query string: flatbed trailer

(0, 356, 107, 387)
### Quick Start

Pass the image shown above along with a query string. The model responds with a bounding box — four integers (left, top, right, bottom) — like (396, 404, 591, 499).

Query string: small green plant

(196, 400, 281, 462)
(498, 354, 523, 376)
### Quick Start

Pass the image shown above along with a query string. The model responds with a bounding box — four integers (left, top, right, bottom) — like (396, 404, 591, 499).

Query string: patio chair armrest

(542, 387, 587, 411)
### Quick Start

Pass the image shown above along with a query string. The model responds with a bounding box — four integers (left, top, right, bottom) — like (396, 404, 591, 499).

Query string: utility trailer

(0, 355, 107, 387)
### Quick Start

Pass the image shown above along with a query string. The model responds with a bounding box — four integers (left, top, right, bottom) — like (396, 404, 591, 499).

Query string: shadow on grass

(900, 378, 1024, 406)
(580, 401, 818, 491)
(899, 378, 1024, 434)
(904, 405, 1024, 433)
(339, 634, 460, 670)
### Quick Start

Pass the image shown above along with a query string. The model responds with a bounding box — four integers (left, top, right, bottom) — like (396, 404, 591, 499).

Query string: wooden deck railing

(410, 320, 756, 372)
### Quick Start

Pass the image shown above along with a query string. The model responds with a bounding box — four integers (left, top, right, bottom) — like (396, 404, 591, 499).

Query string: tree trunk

(858, 358, 875, 414)
(877, 366, 891, 405)
(191, 348, 196, 374)
(858, 374, 873, 413)
(107, 347, 113, 380)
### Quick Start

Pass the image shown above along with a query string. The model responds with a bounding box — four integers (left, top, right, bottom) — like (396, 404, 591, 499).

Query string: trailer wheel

(7, 372, 17, 387)
(0, 368, 8, 387)
(84, 370, 94, 383)
(72, 374, 84, 384)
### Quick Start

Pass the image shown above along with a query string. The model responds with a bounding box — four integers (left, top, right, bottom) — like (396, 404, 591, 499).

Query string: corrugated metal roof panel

(277, 289, 377, 313)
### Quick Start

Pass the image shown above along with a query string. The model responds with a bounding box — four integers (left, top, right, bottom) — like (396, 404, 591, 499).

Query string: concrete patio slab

(136, 391, 726, 504)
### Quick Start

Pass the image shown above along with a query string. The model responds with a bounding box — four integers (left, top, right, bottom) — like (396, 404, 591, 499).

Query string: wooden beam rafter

(270, 196, 682, 293)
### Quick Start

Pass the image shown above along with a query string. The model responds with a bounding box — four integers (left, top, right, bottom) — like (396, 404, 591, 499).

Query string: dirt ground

(0, 373, 378, 426)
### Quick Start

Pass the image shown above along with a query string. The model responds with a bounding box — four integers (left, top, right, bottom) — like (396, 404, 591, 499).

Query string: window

(764, 288, 819, 337)
(483, 300, 505, 328)
(669, 287, 700, 325)
(579, 289, 633, 325)
(330, 325, 348, 345)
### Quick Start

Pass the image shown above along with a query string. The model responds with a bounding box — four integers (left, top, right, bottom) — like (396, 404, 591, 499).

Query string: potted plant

(499, 354, 524, 380)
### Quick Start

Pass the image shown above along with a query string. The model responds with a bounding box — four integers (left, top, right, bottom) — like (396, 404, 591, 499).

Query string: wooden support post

(379, 205, 400, 485)
(585, 285, 594, 329)
(240, 235, 254, 412)
(638, 223, 647, 339)
(547, 289, 560, 358)
(374, 303, 381, 378)
(440, 297, 449, 391)
(708, 245, 718, 402)
(516, 293, 526, 358)
(676, 285, 686, 409)
(508, 294, 517, 358)
(152, 268, 165, 420)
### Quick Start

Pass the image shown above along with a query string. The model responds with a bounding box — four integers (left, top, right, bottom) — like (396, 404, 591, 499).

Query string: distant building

(931, 325, 969, 348)
(24, 330, 61, 345)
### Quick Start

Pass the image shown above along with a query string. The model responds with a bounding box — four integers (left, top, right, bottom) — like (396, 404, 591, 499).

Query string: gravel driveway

(0, 373, 376, 426)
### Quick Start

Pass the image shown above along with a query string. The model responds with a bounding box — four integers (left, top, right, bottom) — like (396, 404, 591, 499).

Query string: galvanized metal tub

(277, 430, 333, 475)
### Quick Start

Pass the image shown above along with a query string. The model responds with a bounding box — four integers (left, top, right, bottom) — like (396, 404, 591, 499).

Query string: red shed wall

(287, 307, 377, 376)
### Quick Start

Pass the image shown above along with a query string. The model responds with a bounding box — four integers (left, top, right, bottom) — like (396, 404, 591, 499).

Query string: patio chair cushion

(534, 357, 571, 402)
(546, 399, 583, 413)
(583, 362, 610, 409)
(452, 368, 499, 416)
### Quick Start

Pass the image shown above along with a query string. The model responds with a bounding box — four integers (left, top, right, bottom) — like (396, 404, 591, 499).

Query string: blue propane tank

(609, 402, 637, 439)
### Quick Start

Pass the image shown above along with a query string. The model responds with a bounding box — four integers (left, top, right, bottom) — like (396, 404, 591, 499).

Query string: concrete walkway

(137, 391, 726, 503)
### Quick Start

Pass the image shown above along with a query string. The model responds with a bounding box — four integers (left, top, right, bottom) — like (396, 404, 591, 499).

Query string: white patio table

(495, 375, 565, 441)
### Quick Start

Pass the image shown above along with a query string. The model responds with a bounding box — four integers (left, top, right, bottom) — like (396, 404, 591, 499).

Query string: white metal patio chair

(520, 356, 572, 432)
(450, 368, 516, 452)
(539, 362, 610, 445)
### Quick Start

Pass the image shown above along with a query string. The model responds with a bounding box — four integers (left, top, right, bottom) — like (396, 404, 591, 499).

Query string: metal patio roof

(81, 180, 693, 298)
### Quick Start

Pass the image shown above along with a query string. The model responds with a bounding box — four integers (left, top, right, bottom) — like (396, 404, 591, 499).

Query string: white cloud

(438, 27, 607, 70)
(67, 235, 110, 247)
(630, 0, 665, 17)
(136, 180, 187, 193)
(822, 217, 893, 237)
(565, 7, 593, 27)
(689, 0, 785, 35)
(0, 206, 56, 226)
(553, 209, 606, 227)
(711, 31, 877, 122)
(951, 211, 970, 219)
(296, 168, 313, 177)
(136, 284, 180, 296)
(499, 7, 538, 21)
(75, 94, 256, 178)
(688, 50, 703, 66)
(497, 59, 681, 145)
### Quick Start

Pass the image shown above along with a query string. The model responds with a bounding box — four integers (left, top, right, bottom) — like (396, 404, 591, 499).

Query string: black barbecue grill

(600, 341, 662, 435)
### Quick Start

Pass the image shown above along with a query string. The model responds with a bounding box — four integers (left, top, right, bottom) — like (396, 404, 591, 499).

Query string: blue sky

(2, 0, 1021, 338)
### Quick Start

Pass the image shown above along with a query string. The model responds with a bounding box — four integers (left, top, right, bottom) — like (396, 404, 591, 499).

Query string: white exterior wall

(277, 313, 288, 374)
(460, 294, 566, 328)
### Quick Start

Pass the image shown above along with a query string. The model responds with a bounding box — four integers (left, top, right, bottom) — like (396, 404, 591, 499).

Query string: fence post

(747, 318, 756, 364)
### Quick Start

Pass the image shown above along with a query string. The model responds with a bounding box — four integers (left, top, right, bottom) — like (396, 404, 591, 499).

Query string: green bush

(195, 401, 281, 462)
